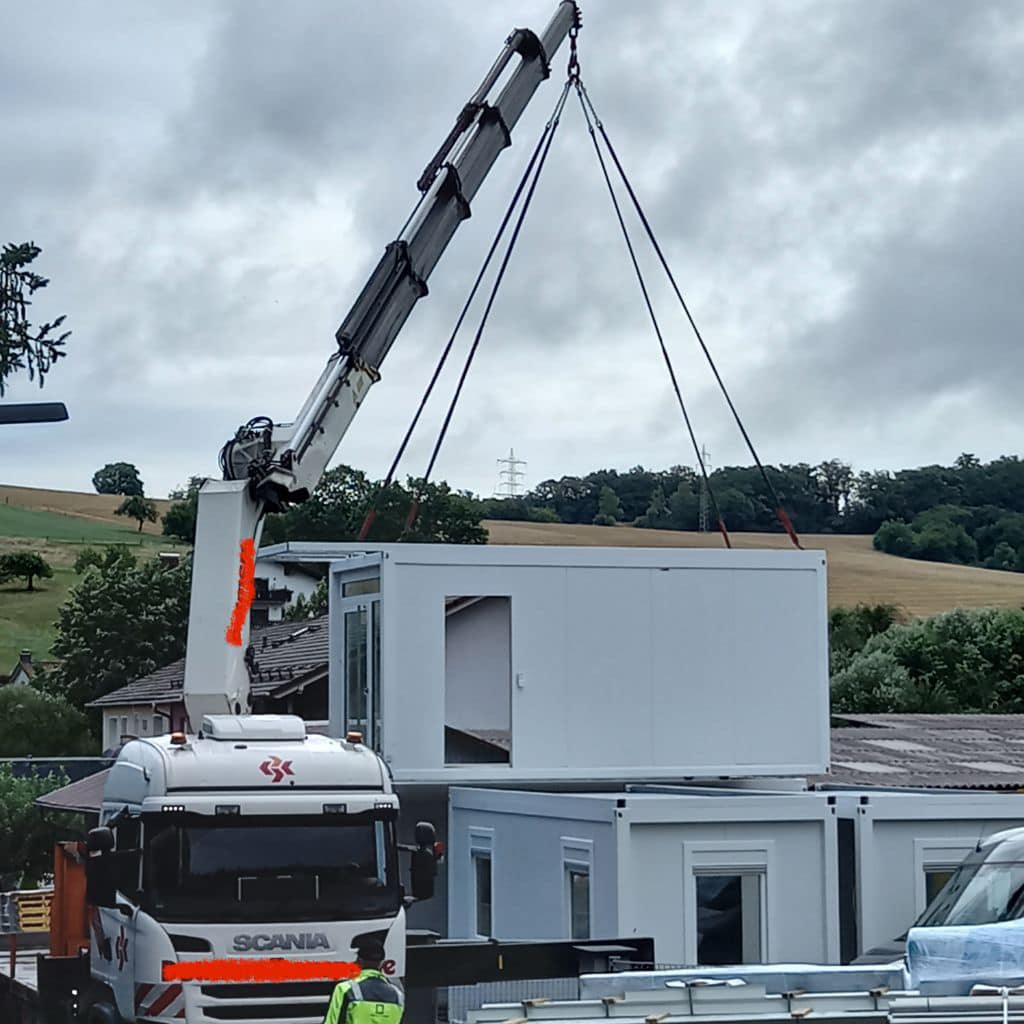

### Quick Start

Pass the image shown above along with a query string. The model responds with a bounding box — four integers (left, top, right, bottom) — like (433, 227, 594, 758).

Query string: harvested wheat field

(483, 520, 1024, 617)
(0, 484, 171, 536)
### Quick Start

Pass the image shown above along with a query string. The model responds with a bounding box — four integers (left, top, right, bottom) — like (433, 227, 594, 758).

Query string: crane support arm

(182, 2, 579, 728)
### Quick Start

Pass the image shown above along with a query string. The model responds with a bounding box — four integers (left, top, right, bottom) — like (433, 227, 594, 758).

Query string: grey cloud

(768, 134, 1024, 416)
(3, 0, 1024, 500)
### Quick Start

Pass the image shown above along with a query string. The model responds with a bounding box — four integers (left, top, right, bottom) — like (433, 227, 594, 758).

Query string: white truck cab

(84, 715, 437, 1024)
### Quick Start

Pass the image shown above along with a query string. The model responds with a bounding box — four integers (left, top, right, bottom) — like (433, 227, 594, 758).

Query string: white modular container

(836, 791, 1024, 956)
(447, 786, 841, 966)
(326, 544, 830, 784)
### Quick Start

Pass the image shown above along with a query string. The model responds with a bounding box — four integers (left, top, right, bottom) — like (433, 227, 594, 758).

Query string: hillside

(482, 520, 1024, 617)
(0, 486, 182, 671)
(0, 484, 171, 534)
(4, 482, 1023, 672)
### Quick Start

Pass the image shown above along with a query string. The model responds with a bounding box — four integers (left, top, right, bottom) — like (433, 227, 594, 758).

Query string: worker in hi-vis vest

(323, 939, 404, 1024)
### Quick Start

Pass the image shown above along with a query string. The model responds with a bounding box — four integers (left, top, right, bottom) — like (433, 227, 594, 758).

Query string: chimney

(19, 651, 32, 670)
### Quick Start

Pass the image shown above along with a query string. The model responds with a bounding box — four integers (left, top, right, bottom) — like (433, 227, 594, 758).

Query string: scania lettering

(233, 932, 332, 952)
(78, 5, 579, 1023)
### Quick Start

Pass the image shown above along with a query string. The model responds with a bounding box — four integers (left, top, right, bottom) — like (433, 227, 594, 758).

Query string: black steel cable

(577, 82, 802, 550)
(402, 80, 573, 534)
(574, 82, 732, 548)
(357, 79, 571, 540)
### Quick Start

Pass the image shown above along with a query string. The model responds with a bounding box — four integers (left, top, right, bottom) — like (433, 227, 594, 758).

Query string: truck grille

(198, 981, 333, 1022)
(201, 983, 335, 1000)
(202, 1007, 327, 1021)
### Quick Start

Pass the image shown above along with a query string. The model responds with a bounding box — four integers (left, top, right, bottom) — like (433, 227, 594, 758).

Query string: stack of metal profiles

(461, 965, 1024, 1024)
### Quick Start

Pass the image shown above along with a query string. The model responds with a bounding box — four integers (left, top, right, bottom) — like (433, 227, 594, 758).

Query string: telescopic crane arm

(182, 1, 580, 728)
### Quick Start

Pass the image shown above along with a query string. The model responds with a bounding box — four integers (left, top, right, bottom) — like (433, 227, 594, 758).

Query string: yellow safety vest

(323, 969, 404, 1024)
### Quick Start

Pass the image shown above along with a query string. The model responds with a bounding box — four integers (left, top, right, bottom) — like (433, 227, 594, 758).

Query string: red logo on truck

(259, 756, 294, 783)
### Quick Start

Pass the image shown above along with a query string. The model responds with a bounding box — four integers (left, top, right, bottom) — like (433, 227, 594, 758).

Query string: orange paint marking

(225, 537, 257, 646)
(162, 958, 362, 983)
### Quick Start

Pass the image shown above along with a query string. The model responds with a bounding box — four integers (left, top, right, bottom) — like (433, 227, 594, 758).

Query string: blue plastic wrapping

(907, 921, 1024, 988)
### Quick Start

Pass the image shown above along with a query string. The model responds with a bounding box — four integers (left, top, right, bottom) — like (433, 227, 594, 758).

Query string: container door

(338, 575, 381, 750)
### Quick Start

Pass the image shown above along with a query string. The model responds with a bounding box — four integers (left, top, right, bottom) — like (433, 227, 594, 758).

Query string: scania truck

(84, 715, 436, 1023)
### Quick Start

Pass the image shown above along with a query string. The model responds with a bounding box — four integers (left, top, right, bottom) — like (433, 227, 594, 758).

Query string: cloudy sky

(3, 0, 1022, 499)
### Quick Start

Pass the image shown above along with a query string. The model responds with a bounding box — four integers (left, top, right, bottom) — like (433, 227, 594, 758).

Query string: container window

(344, 578, 380, 597)
(925, 867, 956, 907)
(695, 872, 764, 965)
(568, 866, 591, 940)
(474, 852, 492, 938)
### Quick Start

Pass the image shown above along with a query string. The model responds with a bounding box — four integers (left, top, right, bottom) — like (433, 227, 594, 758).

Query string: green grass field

(0, 565, 77, 671)
(0, 504, 164, 545)
(0, 504, 187, 670)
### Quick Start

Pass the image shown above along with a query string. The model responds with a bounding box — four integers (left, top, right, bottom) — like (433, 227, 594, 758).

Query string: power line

(495, 448, 527, 498)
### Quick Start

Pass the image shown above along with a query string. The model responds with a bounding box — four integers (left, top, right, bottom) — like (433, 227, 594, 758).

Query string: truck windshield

(915, 851, 1024, 929)
(141, 812, 400, 924)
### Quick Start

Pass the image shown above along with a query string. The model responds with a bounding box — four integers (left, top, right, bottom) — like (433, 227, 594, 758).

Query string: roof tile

(87, 616, 328, 708)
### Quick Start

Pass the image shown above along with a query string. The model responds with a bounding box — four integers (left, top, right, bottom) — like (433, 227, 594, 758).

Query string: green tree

(828, 603, 904, 674)
(73, 544, 136, 575)
(831, 648, 922, 713)
(263, 465, 375, 544)
(284, 577, 329, 621)
(44, 553, 192, 710)
(262, 465, 486, 545)
(0, 551, 53, 591)
(669, 481, 700, 531)
(975, 513, 1024, 564)
(831, 608, 1024, 714)
(0, 765, 83, 889)
(912, 519, 977, 565)
(714, 486, 756, 529)
(92, 462, 144, 496)
(986, 542, 1018, 572)
(162, 477, 204, 544)
(115, 494, 158, 532)
(592, 485, 622, 526)
(637, 485, 671, 529)
(814, 459, 854, 524)
(0, 242, 70, 397)
(468, 453, 1024, 541)
(0, 686, 93, 757)
(873, 520, 916, 557)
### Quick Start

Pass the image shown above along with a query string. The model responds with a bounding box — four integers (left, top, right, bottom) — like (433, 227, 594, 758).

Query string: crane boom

(182, 2, 580, 727)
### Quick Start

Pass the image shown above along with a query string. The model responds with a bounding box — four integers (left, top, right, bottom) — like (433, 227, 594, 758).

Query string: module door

(339, 592, 382, 751)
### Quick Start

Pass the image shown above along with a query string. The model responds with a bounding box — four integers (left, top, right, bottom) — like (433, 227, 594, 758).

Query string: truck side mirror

(87, 827, 115, 854)
(86, 856, 116, 909)
(86, 827, 117, 908)
(410, 821, 438, 902)
(410, 849, 436, 901)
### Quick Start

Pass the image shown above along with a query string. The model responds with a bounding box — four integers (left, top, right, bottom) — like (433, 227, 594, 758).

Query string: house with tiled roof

(86, 615, 329, 752)
(1, 650, 57, 687)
